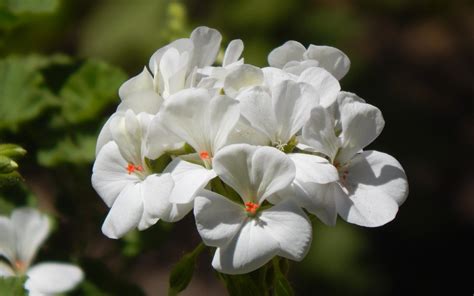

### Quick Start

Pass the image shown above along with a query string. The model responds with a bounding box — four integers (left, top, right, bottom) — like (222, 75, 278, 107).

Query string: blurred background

(0, 0, 472, 295)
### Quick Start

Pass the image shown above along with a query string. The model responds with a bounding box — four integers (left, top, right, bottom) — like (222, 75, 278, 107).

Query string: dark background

(0, 0, 472, 295)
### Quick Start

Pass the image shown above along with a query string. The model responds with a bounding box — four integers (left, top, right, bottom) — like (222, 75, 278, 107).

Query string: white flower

(268, 40, 351, 80)
(148, 26, 222, 99)
(237, 79, 318, 148)
(194, 144, 312, 274)
(197, 39, 245, 90)
(294, 92, 408, 226)
(0, 208, 83, 295)
(92, 110, 189, 238)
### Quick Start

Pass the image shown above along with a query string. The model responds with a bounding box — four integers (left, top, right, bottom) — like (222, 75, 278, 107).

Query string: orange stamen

(127, 163, 144, 174)
(245, 202, 259, 215)
(199, 151, 210, 160)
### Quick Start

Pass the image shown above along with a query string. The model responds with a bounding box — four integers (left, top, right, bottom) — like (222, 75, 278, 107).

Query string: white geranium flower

(194, 144, 312, 274)
(148, 26, 222, 99)
(0, 208, 83, 295)
(197, 39, 245, 90)
(237, 79, 318, 148)
(92, 110, 190, 239)
(295, 92, 408, 227)
(268, 40, 350, 80)
(149, 88, 243, 204)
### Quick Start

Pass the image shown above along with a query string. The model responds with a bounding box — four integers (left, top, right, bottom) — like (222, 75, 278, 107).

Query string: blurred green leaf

(37, 132, 96, 167)
(54, 59, 126, 125)
(0, 276, 26, 296)
(0, 56, 57, 131)
(168, 243, 205, 296)
(3, 0, 58, 14)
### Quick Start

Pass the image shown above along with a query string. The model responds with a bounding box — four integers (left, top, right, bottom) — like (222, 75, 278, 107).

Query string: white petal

(101, 183, 144, 239)
(159, 47, 189, 98)
(145, 114, 184, 159)
(301, 106, 340, 162)
(238, 86, 276, 143)
(262, 67, 296, 88)
(223, 39, 244, 67)
(141, 173, 174, 221)
(194, 191, 245, 247)
(272, 80, 318, 143)
(298, 67, 340, 107)
(109, 110, 152, 164)
(11, 208, 50, 265)
(303, 45, 350, 80)
(117, 90, 163, 114)
(190, 26, 222, 68)
(164, 158, 217, 203)
(223, 64, 263, 97)
(337, 95, 385, 164)
(282, 60, 320, 75)
(293, 181, 340, 226)
(268, 40, 306, 68)
(148, 38, 194, 75)
(212, 218, 279, 275)
(161, 89, 239, 155)
(118, 67, 154, 99)
(226, 117, 271, 146)
(336, 150, 408, 227)
(289, 153, 338, 184)
(164, 201, 194, 222)
(213, 144, 295, 203)
(0, 217, 15, 263)
(0, 261, 14, 277)
(92, 141, 138, 207)
(96, 113, 118, 156)
(25, 263, 83, 294)
(259, 200, 312, 260)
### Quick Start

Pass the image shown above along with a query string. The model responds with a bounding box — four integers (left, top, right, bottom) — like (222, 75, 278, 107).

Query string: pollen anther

(199, 151, 210, 160)
(245, 202, 259, 215)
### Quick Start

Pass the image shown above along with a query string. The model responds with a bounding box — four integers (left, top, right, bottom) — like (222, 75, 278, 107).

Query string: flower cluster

(92, 26, 408, 274)
(0, 208, 83, 295)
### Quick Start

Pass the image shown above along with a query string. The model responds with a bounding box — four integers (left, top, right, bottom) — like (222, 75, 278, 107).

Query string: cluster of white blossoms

(0, 208, 83, 295)
(92, 26, 408, 275)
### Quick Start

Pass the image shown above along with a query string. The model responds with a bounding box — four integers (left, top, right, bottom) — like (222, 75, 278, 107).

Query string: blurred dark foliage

(0, 0, 472, 295)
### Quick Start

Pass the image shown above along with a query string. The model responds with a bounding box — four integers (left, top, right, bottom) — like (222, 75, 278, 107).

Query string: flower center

(244, 202, 259, 216)
(14, 260, 26, 274)
(127, 163, 144, 174)
(199, 151, 210, 160)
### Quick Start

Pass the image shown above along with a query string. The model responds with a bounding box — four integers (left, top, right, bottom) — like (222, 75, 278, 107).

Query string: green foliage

(0, 0, 59, 29)
(54, 60, 126, 125)
(0, 56, 56, 132)
(168, 243, 206, 296)
(0, 276, 26, 296)
(37, 132, 97, 167)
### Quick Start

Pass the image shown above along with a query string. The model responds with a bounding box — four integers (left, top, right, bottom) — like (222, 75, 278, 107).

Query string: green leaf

(168, 243, 205, 296)
(0, 56, 56, 131)
(37, 132, 97, 167)
(0, 276, 27, 296)
(55, 59, 126, 125)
